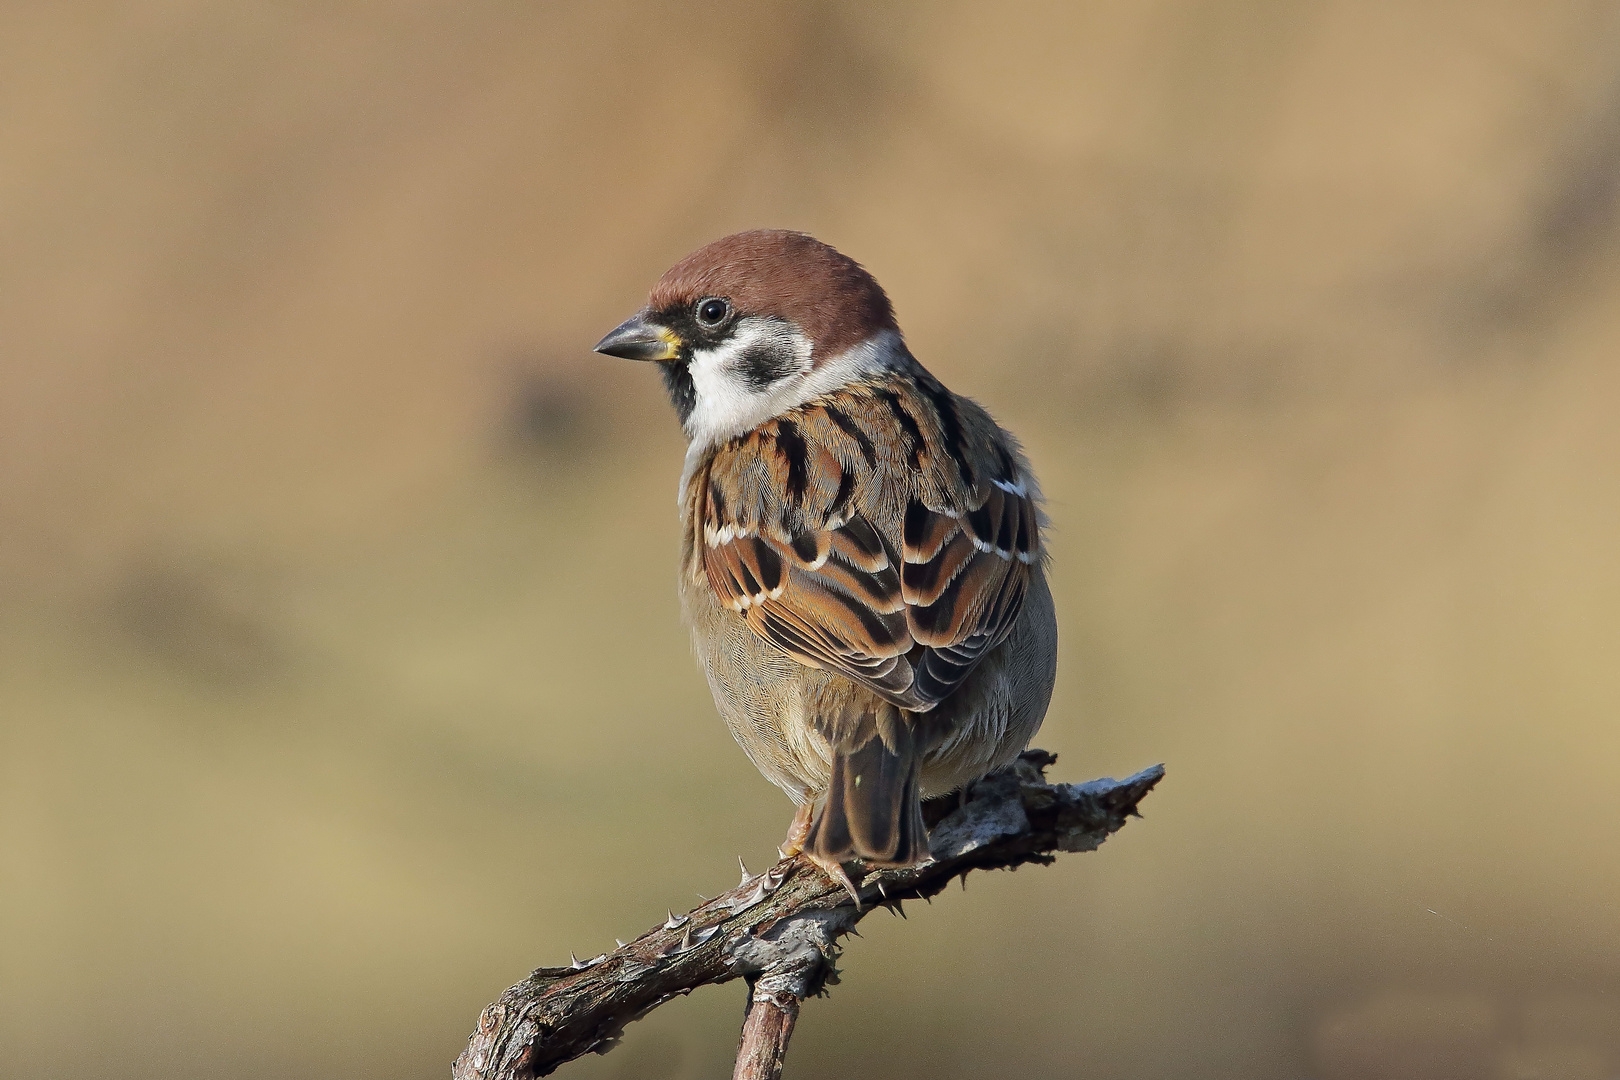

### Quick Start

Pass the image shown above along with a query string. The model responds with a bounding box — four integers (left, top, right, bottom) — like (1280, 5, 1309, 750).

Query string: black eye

(696, 298, 731, 327)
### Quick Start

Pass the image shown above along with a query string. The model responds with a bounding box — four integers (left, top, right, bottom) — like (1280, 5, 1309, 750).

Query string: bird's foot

(801, 850, 863, 909)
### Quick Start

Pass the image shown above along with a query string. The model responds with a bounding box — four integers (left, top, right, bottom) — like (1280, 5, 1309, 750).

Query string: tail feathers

(804, 705, 929, 867)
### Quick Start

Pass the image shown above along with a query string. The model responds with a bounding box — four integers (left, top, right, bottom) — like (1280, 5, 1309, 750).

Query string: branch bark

(453, 750, 1163, 1080)
(732, 990, 797, 1080)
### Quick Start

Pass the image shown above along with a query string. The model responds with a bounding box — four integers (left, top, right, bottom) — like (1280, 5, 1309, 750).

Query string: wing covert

(697, 385, 1041, 711)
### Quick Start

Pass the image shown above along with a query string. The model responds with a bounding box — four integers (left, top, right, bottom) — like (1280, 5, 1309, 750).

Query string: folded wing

(702, 406, 1039, 711)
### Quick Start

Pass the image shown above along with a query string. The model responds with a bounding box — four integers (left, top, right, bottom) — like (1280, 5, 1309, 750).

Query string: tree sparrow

(595, 231, 1057, 897)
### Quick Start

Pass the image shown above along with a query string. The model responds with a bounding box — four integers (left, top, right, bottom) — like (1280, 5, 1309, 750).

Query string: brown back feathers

(688, 372, 1041, 713)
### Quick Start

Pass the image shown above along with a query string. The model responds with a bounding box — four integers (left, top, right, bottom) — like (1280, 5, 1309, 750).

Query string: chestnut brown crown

(648, 230, 900, 358)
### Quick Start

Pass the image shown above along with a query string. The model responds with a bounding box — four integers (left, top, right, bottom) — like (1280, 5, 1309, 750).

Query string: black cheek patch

(736, 341, 802, 391)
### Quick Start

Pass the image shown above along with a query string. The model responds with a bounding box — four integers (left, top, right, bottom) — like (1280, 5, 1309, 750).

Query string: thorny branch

(453, 751, 1164, 1080)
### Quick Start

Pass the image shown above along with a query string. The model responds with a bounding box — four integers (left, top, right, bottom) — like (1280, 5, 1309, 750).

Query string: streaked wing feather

(699, 386, 1041, 711)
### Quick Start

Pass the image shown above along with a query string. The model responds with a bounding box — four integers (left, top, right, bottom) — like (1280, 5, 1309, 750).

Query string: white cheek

(684, 318, 814, 446)
(675, 327, 913, 500)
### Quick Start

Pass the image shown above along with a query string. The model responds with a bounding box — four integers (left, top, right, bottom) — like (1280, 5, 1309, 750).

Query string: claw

(803, 852, 863, 908)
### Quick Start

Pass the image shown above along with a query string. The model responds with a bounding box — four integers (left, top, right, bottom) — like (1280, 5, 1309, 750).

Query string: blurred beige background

(3, 2, 1620, 1077)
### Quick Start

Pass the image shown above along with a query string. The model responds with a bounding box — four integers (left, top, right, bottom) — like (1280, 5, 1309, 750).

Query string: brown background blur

(3, 3, 1619, 1078)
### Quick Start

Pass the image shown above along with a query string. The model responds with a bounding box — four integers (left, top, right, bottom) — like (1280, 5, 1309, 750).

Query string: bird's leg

(780, 800, 863, 905)
(781, 800, 864, 906)
(777, 801, 815, 860)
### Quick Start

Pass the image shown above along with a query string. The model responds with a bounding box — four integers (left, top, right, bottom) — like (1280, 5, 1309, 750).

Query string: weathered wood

(733, 991, 798, 1080)
(452, 750, 1163, 1079)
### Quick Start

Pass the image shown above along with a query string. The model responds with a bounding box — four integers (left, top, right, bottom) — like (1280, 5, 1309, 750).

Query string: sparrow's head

(594, 230, 909, 447)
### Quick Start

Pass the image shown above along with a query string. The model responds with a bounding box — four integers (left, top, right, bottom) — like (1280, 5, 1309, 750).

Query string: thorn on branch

(452, 753, 1164, 1080)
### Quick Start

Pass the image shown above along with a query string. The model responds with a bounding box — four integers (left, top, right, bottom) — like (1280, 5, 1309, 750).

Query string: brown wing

(706, 509, 923, 704)
(898, 481, 1039, 705)
(700, 386, 1041, 712)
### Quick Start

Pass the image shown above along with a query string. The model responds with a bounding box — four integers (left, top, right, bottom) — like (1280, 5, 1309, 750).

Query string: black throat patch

(660, 359, 696, 426)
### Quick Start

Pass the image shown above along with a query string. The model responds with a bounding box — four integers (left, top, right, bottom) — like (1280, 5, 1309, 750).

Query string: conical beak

(593, 312, 681, 362)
